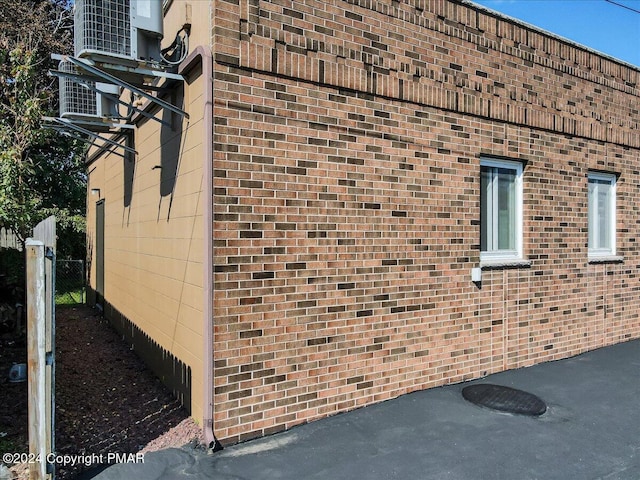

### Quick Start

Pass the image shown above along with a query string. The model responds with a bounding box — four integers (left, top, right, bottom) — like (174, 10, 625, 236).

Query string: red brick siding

(211, 0, 640, 443)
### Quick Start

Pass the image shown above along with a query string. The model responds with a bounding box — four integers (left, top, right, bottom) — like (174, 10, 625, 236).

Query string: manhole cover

(462, 384, 547, 416)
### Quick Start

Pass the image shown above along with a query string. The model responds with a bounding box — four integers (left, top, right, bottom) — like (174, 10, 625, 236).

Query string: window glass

(497, 167, 516, 250)
(480, 159, 522, 260)
(588, 173, 616, 256)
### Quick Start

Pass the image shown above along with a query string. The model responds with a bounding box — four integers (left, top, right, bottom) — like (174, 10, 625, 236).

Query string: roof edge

(461, 0, 640, 72)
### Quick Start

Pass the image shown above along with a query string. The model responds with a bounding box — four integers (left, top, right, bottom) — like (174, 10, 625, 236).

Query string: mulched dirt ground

(0, 329, 28, 469)
(0, 304, 203, 480)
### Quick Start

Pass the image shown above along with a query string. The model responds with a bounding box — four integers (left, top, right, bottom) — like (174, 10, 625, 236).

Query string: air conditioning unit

(74, 0, 164, 63)
(59, 60, 120, 121)
(59, 60, 97, 118)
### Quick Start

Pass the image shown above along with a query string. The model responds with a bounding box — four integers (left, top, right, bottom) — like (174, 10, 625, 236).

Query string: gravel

(1, 305, 204, 480)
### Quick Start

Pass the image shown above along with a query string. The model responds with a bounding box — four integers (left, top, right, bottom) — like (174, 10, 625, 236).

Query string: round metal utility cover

(462, 384, 547, 416)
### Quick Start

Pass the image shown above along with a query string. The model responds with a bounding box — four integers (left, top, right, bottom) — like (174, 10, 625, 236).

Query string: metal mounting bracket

(66, 56, 189, 119)
(43, 117, 137, 155)
(49, 68, 172, 127)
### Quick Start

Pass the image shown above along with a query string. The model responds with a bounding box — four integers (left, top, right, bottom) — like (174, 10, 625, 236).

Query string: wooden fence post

(26, 239, 47, 480)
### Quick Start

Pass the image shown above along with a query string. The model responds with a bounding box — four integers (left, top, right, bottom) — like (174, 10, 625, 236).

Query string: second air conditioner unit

(59, 60, 120, 122)
(74, 0, 164, 63)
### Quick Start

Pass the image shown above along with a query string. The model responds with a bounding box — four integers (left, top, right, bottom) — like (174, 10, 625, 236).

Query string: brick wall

(211, 0, 640, 443)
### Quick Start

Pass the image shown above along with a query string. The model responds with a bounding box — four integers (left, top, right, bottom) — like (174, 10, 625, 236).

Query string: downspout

(201, 46, 219, 451)
(178, 45, 218, 450)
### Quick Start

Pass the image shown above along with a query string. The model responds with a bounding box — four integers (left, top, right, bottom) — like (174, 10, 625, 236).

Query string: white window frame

(588, 172, 617, 258)
(480, 157, 523, 262)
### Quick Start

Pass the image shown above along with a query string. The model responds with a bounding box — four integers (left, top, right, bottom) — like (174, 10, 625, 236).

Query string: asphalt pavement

(90, 339, 640, 479)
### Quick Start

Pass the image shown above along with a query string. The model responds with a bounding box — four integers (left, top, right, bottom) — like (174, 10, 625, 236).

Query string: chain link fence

(56, 259, 85, 305)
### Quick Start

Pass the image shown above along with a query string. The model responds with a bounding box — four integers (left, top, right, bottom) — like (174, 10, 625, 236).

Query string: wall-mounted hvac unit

(74, 0, 164, 63)
(58, 60, 120, 121)
(59, 60, 96, 118)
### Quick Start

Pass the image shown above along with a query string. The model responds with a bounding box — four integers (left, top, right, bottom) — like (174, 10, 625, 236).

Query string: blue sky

(472, 0, 640, 67)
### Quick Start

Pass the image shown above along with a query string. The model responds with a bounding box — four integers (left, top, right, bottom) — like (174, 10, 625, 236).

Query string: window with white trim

(480, 158, 523, 261)
(588, 172, 616, 257)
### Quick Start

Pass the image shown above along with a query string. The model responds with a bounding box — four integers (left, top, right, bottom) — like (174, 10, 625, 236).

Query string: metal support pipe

(67, 56, 189, 119)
